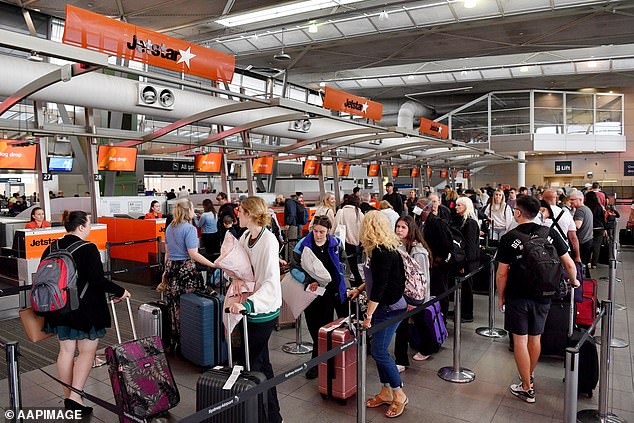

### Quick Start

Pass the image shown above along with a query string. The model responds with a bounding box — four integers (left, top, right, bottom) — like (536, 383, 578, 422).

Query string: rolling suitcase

(619, 228, 634, 246)
(576, 279, 598, 328)
(180, 291, 227, 368)
(409, 298, 448, 355)
(137, 297, 170, 349)
(568, 328, 599, 397)
(106, 298, 180, 423)
(195, 309, 267, 423)
(318, 301, 357, 403)
(540, 289, 576, 357)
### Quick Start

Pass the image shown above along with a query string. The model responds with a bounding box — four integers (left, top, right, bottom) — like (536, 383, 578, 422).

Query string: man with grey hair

(359, 192, 376, 214)
(541, 189, 581, 263)
(428, 193, 452, 222)
(569, 189, 594, 268)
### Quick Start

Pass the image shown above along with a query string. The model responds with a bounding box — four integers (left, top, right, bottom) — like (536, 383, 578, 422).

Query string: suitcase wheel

(336, 398, 348, 406)
(320, 394, 328, 401)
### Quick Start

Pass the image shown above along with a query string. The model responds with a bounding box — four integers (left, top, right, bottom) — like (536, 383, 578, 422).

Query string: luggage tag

(222, 365, 244, 390)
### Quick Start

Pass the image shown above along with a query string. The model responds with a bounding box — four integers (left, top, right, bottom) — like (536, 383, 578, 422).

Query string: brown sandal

(386, 398, 408, 418)
(366, 394, 392, 408)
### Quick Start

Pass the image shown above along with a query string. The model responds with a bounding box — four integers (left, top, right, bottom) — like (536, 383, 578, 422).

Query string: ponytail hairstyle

(61, 210, 89, 232)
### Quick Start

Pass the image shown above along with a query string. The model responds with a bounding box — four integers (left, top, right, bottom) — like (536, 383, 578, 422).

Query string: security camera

(587, 171, 593, 179)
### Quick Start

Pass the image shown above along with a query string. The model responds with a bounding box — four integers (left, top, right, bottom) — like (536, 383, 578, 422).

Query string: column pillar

(517, 151, 526, 188)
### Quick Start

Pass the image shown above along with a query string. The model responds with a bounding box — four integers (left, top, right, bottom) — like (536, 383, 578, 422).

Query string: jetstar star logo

(126, 35, 196, 69)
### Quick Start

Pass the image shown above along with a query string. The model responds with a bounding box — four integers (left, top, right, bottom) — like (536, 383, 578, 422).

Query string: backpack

(296, 201, 308, 225)
(447, 226, 466, 269)
(516, 226, 562, 298)
(31, 240, 89, 316)
(397, 249, 428, 305)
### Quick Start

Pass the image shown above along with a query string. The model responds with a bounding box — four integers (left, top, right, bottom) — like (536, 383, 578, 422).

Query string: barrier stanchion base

(475, 327, 507, 338)
(438, 367, 475, 383)
(282, 342, 313, 355)
(615, 303, 627, 311)
(577, 409, 626, 423)
(595, 336, 629, 348)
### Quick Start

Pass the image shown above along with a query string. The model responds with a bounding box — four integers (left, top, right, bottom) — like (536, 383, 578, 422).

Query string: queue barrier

(105, 236, 163, 280)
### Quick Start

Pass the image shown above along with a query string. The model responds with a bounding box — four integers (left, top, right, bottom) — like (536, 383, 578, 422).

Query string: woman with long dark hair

(145, 200, 163, 219)
(42, 211, 130, 416)
(584, 191, 606, 269)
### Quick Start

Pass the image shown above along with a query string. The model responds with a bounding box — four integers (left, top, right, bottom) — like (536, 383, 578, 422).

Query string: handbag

(19, 307, 54, 343)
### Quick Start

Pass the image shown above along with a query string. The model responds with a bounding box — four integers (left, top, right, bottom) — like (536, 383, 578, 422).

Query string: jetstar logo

(30, 238, 56, 247)
(344, 99, 369, 114)
(126, 35, 196, 68)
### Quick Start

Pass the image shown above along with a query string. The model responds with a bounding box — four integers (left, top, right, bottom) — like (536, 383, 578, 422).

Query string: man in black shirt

(382, 182, 404, 215)
(496, 195, 578, 404)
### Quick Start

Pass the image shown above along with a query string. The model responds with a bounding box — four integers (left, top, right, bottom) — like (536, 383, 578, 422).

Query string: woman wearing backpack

(42, 211, 130, 416)
(453, 196, 480, 323)
(163, 198, 215, 354)
(348, 211, 408, 418)
(482, 189, 514, 242)
(392, 216, 433, 371)
(334, 195, 365, 287)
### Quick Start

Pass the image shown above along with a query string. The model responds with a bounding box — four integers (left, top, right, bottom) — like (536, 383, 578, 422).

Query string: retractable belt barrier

(9, 261, 489, 423)
(106, 236, 163, 279)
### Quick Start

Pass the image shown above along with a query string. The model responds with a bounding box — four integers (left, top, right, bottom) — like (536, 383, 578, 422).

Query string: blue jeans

(371, 306, 406, 389)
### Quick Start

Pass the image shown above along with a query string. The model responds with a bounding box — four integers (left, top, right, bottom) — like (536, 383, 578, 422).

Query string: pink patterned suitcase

(106, 298, 179, 422)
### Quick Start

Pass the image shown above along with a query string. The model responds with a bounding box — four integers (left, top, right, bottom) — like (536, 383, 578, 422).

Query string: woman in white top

(334, 195, 365, 287)
(228, 196, 283, 423)
(379, 200, 400, 231)
(483, 188, 514, 240)
(309, 191, 336, 234)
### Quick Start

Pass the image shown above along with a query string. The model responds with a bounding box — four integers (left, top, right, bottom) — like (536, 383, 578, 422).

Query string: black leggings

(345, 243, 363, 287)
(304, 292, 349, 359)
(236, 319, 282, 423)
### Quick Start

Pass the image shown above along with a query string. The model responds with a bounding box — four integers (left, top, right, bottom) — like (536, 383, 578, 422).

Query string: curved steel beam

(140, 112, 309, 155)
(316, 133, 404, 155)
(119, 101, 270, 147)
(354, 140, 438, 160)
(273, 127, 382, 155)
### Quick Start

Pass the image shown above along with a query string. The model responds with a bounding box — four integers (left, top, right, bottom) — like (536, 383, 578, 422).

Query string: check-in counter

(0, 224, 107, 319)
(98, 217, 165, 285)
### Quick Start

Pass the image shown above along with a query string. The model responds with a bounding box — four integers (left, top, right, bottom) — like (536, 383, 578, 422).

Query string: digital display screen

(48, 157, 74, 172)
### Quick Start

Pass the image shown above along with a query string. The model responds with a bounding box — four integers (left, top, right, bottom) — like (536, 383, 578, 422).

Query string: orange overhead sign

(253, 157, 274, 174)
(62, 5, 235, 82)
(0, 141, 37, 170)
(194, 152, 222, 173)
(323, 87, 383, 121)
(391, 167, 400, 178)
(367, 164, 380, 177)
(97, 146, 137, 171)
(419, 118, 449, 139)
(440, 169, 448, 179)
(337, 162, 351, 177)
(411, 168, 420, 178)
(303, 160, 320, 176)
(427, 167, 432, 178)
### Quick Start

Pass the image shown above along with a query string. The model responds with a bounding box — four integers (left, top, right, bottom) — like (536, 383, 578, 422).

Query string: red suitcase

(318, 315, 357, 403)
(576, 279, 598, 327)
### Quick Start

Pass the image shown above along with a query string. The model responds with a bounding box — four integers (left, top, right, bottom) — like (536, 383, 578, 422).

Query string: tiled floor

(2, 224, 633, 422)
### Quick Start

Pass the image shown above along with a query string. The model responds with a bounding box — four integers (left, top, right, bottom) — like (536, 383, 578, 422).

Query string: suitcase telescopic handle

(224, 308, 250, 372)
(568, 287, 575, 338)
(109, 297, 138, 344)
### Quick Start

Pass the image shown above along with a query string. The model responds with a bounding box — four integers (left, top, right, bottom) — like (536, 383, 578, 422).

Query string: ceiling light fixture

(274, 28, 291, 61)
(308, 22, 318, 33)
(215, 0, 365, 27)
(588, 60, 598, 68)
(464, 0, 477, 8)
(519, 65, 529, 72)
(379, 10, 389, 20)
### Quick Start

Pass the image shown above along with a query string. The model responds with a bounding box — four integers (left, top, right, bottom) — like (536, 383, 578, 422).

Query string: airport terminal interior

(1, 0, 634, 422)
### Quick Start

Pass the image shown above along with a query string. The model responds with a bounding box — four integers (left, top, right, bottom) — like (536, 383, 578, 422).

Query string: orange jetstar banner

(411, 168, 420, 178)
(253, 157, 274, 175)
(337, 162, 351, 177)
(440, 169, 448, 179)
(194, 152, 222, 173)
(97, 146, 137, 171)
(367, 164, 380, 177)
(24, 226, 107, 260)
(323, 87, 383, 121)
(62, 5, 235, 83)
(0, 141, 37, 170)
(391, 167, 400, 178)
(463, 170, 470, 179)
(303, 160, 320, 176)
(419, 118, 449, 139)
(427, 167, 432, 179)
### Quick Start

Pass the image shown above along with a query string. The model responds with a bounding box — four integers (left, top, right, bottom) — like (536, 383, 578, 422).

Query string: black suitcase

(195, 309, 267, 423)
(619, 228, 634, 246)
(540, 290, 576, 357)
(472, 247, 496, 294)
(568, 329, 599, 398)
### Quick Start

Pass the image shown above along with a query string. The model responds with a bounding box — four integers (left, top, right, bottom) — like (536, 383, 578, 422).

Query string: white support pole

(517, 151, 526, 188)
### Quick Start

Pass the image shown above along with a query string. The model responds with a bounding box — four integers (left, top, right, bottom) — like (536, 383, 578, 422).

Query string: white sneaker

(412, 353, 430, 361)
(396, 365, 406, 373)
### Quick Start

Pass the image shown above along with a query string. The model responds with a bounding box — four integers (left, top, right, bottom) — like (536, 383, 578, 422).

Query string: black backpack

(516, 226, 562, 298)
(295, 201, 308, 225)
(447, 225, 466, 269)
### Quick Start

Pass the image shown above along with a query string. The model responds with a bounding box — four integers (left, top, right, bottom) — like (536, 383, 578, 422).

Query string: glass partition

(534, 91, 563, 134)
(490, 92, 530, 135)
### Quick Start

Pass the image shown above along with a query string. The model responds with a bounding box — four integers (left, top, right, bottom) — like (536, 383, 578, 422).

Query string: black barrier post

(356, 328, 367, 423)
(106, 242, 112, 284)
(5, 341, 22, 420)
(475, 260, 507, 338)
(438, 274, 475, 383)
(577, 300, 626, 423)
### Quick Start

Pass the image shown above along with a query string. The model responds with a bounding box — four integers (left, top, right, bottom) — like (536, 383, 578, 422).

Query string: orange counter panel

(272, 206, 316, 236)
(99, 217, 165, 263)
(23, 226, 107, 260)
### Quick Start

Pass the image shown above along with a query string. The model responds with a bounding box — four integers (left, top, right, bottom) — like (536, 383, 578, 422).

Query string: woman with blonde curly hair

(348, 211, 408, 418)
(228, 196, 283, 423)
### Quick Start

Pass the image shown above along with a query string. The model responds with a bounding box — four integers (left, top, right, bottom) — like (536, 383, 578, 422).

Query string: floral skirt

(164, 259, 204, 349)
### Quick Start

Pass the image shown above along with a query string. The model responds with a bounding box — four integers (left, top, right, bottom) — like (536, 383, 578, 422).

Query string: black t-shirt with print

(496, 222, 569, 300)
